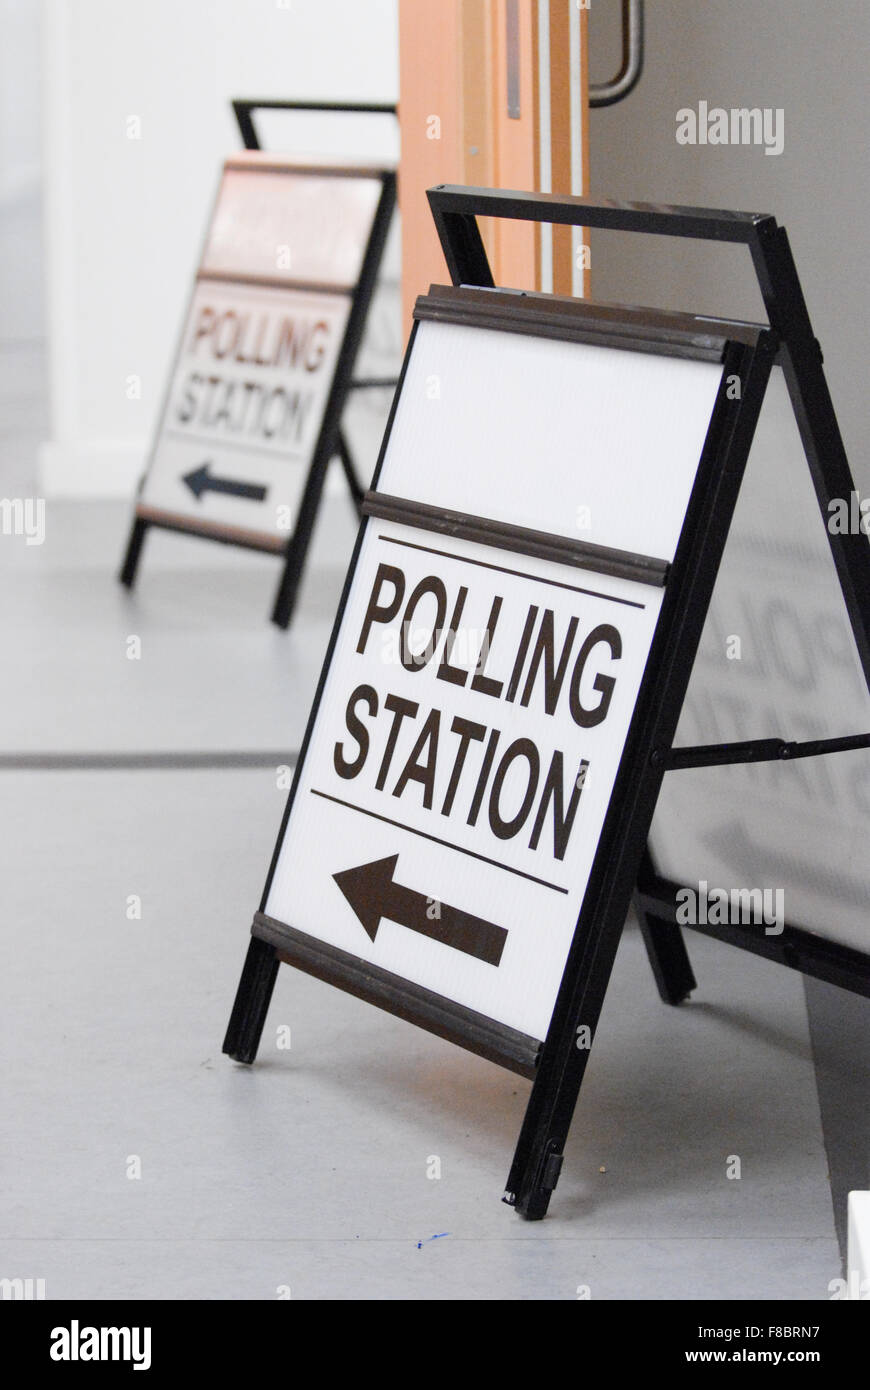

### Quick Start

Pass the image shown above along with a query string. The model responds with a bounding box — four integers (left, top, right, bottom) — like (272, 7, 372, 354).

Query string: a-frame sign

(223, 189, 870, 1219)
(229, 97, 401, 509)
(119, 153, 396, 628)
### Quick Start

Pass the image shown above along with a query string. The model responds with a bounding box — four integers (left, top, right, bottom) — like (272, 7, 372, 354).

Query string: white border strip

(537, 0, 553, 293)
(569, 0, 585, 297)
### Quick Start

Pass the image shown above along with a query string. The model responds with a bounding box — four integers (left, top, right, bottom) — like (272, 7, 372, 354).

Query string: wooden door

(398, 0, 589, 331)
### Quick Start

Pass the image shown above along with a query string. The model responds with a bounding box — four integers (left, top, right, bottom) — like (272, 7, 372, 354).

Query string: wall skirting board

(38, 441, 145, 498)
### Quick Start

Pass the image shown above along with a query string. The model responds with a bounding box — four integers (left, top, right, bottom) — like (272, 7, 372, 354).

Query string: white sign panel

(379, 318, 723, 559)
(267, 522, 663, 1040)
(139, 282, 349, 545)
(136, 156, 385, 547)
(263, 319, 725, 1041)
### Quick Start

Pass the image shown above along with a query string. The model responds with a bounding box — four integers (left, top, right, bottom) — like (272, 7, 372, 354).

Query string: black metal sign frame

(428, 185, 870, 1019)
(223, 258, 779, 1219)
(119, 158, 396, 630)
(231, 98, 401, 508)
(231, 98, 397, 155)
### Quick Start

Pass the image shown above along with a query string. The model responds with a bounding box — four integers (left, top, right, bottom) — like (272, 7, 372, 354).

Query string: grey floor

(1, 189, 866, 1300)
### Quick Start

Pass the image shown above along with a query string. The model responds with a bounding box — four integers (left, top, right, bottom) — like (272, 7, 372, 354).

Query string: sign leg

(633, 847, 695, 1005)
(336, 428, 364, 514)
(507, 890, 693, 1218)
(222, 938, 280, 1064)
(504, 912, 630, 1221)
(271, 556, 300, 631)
(506, 1056, 591, 1222)
(119, 518, 148, 589)
(636, 909, 696, 1005)
(271, 449, 332, 629)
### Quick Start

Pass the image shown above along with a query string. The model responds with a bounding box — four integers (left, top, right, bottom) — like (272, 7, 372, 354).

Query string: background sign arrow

(182, 462, 268, 503)
(333, 853, 508, 966)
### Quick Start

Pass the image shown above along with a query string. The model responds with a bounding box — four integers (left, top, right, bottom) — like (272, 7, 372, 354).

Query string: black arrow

(333, 853, 507, 967)
(182, 462, 267, 503)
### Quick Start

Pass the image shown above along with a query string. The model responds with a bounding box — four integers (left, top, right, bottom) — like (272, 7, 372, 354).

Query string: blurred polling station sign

(224, 234, 781, 1220)
(650, 369, 870, 954)
(120, 153, 396, 626)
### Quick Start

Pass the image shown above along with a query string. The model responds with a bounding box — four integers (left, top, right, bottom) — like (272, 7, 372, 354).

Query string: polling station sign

(224, 273, 776, 1220)
(122, 154, 395, 622)
(136, 281, 349, 547)
(226, 189, 859, 1222)
(253, 287, 737, 1044)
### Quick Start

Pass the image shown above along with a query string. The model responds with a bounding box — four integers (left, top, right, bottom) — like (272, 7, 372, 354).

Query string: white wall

(0, 0, 41, 203)
(40, 0, 398, 496)
(1, 0, 43, 357)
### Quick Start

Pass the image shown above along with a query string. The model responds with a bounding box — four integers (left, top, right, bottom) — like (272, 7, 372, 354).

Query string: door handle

(589, 0, 644, 108)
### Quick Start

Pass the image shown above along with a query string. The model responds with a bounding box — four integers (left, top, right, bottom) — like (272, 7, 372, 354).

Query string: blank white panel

(378, 319, 724, 561)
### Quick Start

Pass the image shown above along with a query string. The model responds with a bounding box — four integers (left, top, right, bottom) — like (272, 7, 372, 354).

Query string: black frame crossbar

(429, 186, 773, 267)
(653, 732, 870, 771)
(362, 492, 669, 588)
(232, 98, 397, 153)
